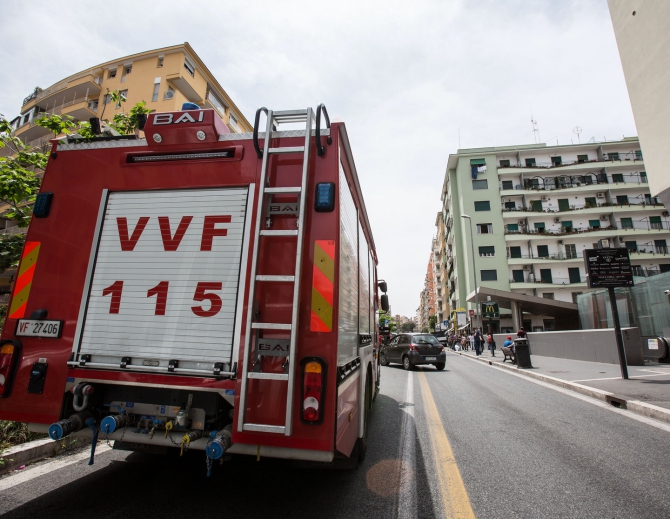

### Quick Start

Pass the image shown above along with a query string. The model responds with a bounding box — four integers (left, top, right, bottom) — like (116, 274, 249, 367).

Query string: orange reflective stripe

(310, 240, 334, 332)
(9, 242, 40, 319)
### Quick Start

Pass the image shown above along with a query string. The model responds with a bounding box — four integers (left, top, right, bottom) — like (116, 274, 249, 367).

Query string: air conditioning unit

(541, 196, 548, 202)
(558, 240, 563, 245)
(554, 217, 561, 223)
(600, 215, 609, 221)
(664, 211, 669, 217)
(518, 220, 525, 226)
(523, 265, 531, 272)
(597, 192, 605, 198)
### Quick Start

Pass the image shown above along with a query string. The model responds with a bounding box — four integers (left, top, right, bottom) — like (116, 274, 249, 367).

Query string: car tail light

(0, 341, 22, 398)
(302, 358, 326, 423)
(409, 344, 418, 351)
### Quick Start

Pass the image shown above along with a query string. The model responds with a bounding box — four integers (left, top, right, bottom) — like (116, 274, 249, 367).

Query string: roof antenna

(530, 106, 541, 144)
(573, 126, 582, 144)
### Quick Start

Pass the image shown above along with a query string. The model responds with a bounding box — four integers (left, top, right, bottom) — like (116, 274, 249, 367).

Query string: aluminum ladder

(237, 105, 330, 436)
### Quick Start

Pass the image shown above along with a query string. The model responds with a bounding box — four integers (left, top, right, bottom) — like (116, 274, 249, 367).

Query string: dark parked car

(380, 333, 446, 370)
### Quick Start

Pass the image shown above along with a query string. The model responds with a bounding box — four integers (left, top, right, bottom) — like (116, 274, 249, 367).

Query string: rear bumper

(408, 351, 446, 365)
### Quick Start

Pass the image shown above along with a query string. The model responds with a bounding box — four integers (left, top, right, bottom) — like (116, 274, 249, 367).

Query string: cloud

(0, 0, 634, 316)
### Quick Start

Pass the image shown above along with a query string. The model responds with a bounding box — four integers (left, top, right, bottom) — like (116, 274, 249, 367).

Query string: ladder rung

(256, 275, 295, 282)
(247, 373, 289, 381)
(269, 146, 305, 154)
(264, 187, 302, 194)
(260, 230, 298, 237)
(251, 323, 292, 330)
(243, 424, 286, 434)
(273, 109, 308, 121)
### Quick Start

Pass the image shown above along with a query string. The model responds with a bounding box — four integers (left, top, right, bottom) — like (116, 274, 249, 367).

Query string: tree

(400, 321, 415, 332)
(429, 315, 437, 332)
(35, 113, 76, 137)
(108, 101, 152, 135)
(99, 88, 126, 122)
(378, 310, 397, 332)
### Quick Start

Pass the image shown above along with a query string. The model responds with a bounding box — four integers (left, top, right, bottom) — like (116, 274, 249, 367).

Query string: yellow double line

(418, 372, 476, 518)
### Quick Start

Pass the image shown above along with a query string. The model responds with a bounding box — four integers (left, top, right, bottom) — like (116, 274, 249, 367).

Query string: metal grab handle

(253, 107, 269, 159)
(315, 103, 332, 157)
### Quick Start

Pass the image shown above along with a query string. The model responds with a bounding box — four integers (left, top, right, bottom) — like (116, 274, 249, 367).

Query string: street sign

(468, 309, 474, 317)
(481, 301, 499, 318)
(583, 248, 634, 288)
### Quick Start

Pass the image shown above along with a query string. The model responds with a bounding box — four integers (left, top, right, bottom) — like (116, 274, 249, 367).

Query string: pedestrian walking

(473, 329, 482, 356)
(487, 332, 496, 357)
(468, 333, 474, 351)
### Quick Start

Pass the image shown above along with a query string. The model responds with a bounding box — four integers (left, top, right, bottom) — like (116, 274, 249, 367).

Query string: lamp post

(461, 214, 480, 332)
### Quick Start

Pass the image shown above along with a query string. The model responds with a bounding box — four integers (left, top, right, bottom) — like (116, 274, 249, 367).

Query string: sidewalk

(452, 349, 670, 423)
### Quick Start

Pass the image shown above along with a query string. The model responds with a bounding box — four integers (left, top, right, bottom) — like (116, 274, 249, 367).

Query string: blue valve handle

(86, 417, 98, 466)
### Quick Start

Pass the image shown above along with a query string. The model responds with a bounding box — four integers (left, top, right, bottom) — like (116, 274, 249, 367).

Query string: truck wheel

(403, 356, 413, 371)
(380, 352, 389, 366)
(435, 363, 445, 371)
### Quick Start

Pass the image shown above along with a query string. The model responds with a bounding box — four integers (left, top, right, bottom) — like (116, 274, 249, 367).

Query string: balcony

(166, 72, 203, 103)
(23, 74, 102, 111)
(15, 95, 99, 143)
(507, 252, 584, 264)
(497, 153, 643, 174)
(509, 276, 587, 288)
(505, 219, 670, 240)
(502, 200, 663, 218)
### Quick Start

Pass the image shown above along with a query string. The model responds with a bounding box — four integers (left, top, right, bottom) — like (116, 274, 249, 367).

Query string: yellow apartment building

(9, 42, 252, 150)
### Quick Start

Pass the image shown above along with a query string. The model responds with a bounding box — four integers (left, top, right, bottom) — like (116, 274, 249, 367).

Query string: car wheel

(380, 352, 389, 366)
(403, 356, 413, 371)
(435, 363, 445, 371)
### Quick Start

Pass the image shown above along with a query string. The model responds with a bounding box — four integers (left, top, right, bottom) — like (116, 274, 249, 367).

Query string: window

(121, 64, 132, 83)
(157, 57, 164, 67)
(229, 113, 239, 130)
(621, 218, 633, 229)
(612, 173, 624, 183)
(565, 244, 577, 259)
(568, 267, 581, 284)
(561, 221, 573, 231)
(589, 219, 601, 229)
(479, 246, 495, 257)
(661, 264, 670, 273)
(577, 154, 589, 163)
(506, 223, 518, 232)
(558, 199, 570, 211)
(474, 201, 490, 211)
(572, 292, 582, 304)
(472, 179, 488, 190)
(650, 216, 663, 229)
(537, 245, 549, 257)
(542, 293, 555, 300)
(116, 90, 127, 108)
(625, 241, 637, 252)
(499, 159, 510, 167)
(476, 223, 493, 234)
(508, 246, 522, 258)
(640, 171, 647, 182)
(108, 68, 117, 79)
(551, 156, 562, 166)
(184, 57, 195, 77)
(635, 150, 643, 160)
(164, 86, 175, 100)
(530, 200, 542, 211)
(616, 195, 629, 205)
(502, 180, 513, 190)
(504, 201, 516, 210)
(543, 319, 556, 331)
(480, 270, 497, 281)
(655, 239, 667, 254)
(525, 158, 536, 167)
(152, 79, 160, 102)
(470, 158, 486, 166)
(534, 222, 546, 230)
(540, 269, 553, 283)
(609, 152, 620, 161)
(512, 270, 524, 282)
(584, 197, 597, 208)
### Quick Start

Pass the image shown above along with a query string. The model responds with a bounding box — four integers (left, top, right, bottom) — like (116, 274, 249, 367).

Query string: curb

(452, 351, 670, 426)
(0, 436, 82, 475)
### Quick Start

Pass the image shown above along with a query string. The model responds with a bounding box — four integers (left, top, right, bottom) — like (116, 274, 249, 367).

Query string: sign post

(584, 248, 634, 379)
(481, 301, 499, 335)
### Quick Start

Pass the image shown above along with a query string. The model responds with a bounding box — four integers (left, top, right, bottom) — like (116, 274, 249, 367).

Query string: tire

(379, 352, 389, 366)
(435, 363, 445, 371)
(373, 357, 380, 401)
(403, 356, 413, 371)
(358, 373, 371, 461)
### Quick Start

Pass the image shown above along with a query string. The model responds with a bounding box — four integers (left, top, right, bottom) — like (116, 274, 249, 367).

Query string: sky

(0, 0, 637, 317)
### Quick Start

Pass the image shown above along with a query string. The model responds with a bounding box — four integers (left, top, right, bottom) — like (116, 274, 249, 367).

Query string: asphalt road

(1, 353, 670, 518)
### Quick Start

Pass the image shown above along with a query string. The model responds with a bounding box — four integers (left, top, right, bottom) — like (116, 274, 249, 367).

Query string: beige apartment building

(8, 42, 251, 152)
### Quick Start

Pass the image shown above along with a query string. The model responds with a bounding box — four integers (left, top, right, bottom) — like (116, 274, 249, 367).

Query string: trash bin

(514, 338, 533, 369)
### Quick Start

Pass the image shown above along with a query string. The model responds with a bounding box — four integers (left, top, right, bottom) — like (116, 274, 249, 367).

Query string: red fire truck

(0, 104, 389, 472)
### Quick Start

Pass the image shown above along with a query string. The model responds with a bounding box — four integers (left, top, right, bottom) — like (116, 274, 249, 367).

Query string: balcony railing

(498, 152, 642, 170)
(632, 267, 663, 277)
(505, 220, 670, 236)
(507, 252, 584, 260)
(503, 200, 662, 213)
(0, 226, 28, 235)
(509, 276, 586, 285)
(502, 173, 647, 192)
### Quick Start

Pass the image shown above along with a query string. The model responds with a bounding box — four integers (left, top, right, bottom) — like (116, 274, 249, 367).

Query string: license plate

(15, 320, 62, 338)
(425, 356, 437, 361)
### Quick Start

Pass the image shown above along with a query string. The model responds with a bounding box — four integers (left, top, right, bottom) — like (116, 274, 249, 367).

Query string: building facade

(6, 43, 251, 152)
(439, 137, 670, 332)
(418, 252, 438, 331)
(608, 1, 670, 207)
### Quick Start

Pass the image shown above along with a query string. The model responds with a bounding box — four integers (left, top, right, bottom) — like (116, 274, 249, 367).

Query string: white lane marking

(0, 444, 112, 492)
(396, 370, 416, 519)
(573, 373, 670, 382)
(454, 353, 670, 434)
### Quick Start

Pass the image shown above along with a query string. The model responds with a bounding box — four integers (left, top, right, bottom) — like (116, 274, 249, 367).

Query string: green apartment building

(439, 137, 670, 333)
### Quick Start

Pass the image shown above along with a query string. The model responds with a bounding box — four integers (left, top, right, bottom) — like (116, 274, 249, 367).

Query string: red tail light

(302, 359, 326, 423)
(0, 341, 21, 398)
(409, 344, 418, 351)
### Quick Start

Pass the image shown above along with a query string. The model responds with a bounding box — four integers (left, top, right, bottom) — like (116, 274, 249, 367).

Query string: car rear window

(412, 335, 440, 345)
